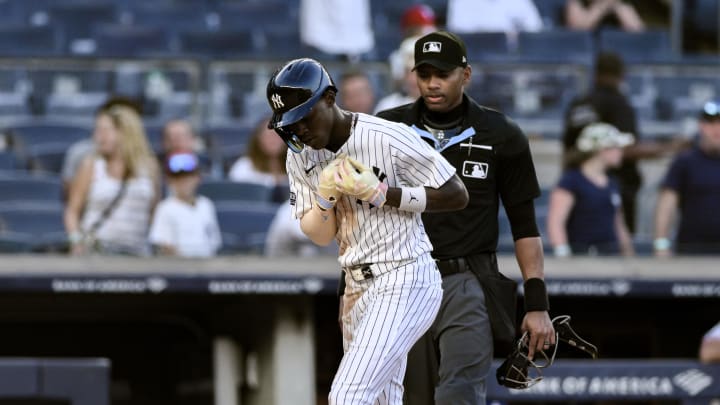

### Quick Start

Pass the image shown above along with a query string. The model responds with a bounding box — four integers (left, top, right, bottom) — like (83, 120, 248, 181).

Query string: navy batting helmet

(266, 58, 337, 153)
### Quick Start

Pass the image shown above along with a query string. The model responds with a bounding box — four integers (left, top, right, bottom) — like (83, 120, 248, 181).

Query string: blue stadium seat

(179, 30, 258, 59)
(217, 2, 296, 33)
(517, 30, 594, 63)
(47, 3, 118, 51)
(204, 123, 254, 169)
(93, 24, 171, 57)
(198, 180, 273, 204)
(0, 231, 33, 253)
(533, 0, 568, 28)
(0, 203, 66, 251)
(461, 32, 511, 61)
(8, 121, 90, 148)
(30, 69, 112, 94)
(26, 143, 68, 174)
(131, 4, 213, 36)
(598, 30, 673, 63)
(0, 26, 60, 57)
(0, 151, 19, 171)
(0, 174, 63, 202)
(214, 202, 280, 253)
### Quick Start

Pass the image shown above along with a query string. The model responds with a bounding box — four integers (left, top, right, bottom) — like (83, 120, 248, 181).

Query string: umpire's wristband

(523, 278, 549, 312)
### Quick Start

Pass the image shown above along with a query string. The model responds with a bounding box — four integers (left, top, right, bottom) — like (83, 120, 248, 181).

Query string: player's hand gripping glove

(315, 153, 346, 211)
(334, 156, 388, 207)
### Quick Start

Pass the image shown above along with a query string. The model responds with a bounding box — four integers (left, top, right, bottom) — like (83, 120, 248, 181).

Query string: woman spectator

(64, 105, 160, 256)
(547, 122, 635, 257)
(228, 117, 288, 201)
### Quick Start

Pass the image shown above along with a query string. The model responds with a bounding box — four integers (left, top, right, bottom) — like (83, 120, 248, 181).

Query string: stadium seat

(179, 30, 259, 59)
(217, 2, 296, 33)
(0, 231, 33, 253)
(0, 26, 60, 57)
(26, 142, 68, 174)
(7, 121, 90, 148)
(47, 3, 118, 52)
(214, 202, 280, 253)
(204, 123, 254, 169)
(517, 30, 594, 63)
(461, 32, 511, 61)
(0, 203, 66, 251)
(0, 174, 63, 202)
(0, 151, 19, 171)
(533, 0, 568, 28)
(93, 24, 171, 57)
(598, 30, 673, 63)
(130, 3, 212, 35)
(198, 180, 273, 204)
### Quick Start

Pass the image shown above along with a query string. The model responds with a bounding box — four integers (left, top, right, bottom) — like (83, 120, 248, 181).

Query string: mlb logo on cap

(423, 41, 442, 53)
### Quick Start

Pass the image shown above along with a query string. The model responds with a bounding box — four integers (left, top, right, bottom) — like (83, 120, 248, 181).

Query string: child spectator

(149, 151, 221, 258)
(547, 122, 635, 257)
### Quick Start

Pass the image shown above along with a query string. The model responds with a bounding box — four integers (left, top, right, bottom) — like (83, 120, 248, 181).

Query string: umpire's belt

(435, 257, 469, 277)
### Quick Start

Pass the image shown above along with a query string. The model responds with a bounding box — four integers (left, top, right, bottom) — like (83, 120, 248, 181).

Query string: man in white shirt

(447, 0, 543, 34)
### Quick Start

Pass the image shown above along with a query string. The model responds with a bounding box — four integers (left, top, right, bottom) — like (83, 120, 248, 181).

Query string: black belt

(435, 257, 469, 277)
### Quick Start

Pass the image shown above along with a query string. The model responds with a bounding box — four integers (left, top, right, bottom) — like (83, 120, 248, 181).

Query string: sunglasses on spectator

(701, 101, 720, 121)
(166, 152, 200, 175)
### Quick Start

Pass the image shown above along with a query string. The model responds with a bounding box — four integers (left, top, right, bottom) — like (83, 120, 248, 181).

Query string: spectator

(565, 0, 645, 32)
(547, 123, 636, 257)
(64, 105, 160, 256)
(653, 100, 720, 256)
(447, 0, 543, 34)
(161, 119, 200, 156)
(149, 151, 221, 258)
(337, 70, 376, 115)
(375, 35, 422, 113)
(228, 117, 288, 201)
(400, 4, 438, 38)
(563, 52, 657, 234)
(700, 322, 720, 363)
(61, 96, 144, 197)
(300, 0, 374, 60)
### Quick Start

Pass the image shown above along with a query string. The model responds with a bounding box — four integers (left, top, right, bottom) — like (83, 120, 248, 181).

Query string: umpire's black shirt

(378, 94, 540, 259)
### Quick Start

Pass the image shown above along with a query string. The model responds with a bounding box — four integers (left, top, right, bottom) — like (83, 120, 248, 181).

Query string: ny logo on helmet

(271, 94, 284, 110)
(423, 41, 442, 53)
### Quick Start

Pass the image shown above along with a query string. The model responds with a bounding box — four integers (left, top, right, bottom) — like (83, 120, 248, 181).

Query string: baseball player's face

(281, 96, 334, 150)
(415, 65, 470, 113)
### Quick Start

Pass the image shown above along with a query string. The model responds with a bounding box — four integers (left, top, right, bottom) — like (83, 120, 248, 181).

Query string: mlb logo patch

(462, 161, 488, 179)
(423, 41, 442, 53)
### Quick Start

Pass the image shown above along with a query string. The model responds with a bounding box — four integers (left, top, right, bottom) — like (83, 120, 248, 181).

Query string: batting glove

(334, 156, 388, 207)
(315, 153, 346, 211)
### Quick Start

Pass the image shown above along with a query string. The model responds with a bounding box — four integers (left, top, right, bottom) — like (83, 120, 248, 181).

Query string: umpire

(377, 31, 554, 404)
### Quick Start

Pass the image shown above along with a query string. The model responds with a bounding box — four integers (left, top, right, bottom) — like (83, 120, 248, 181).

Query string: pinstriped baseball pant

(330, 254, 443, 405)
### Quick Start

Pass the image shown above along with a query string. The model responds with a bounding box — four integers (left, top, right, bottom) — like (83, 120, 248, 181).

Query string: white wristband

(653, 237, 671, 251)
(398, 186, 427, 212)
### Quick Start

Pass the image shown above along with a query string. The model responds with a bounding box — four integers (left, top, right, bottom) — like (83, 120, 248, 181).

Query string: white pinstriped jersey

(287, 113, 456, 269)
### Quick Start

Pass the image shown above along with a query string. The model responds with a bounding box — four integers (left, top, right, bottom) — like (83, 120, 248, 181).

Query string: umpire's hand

(522, 311, 555, 360)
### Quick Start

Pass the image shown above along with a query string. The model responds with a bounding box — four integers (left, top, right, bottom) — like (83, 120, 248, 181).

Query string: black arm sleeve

(505, 199, 540, 241)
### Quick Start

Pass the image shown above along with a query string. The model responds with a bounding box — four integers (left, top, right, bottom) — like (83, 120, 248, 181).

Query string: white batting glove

(315, 153, 346, 211)
(334, 156, 388, 207)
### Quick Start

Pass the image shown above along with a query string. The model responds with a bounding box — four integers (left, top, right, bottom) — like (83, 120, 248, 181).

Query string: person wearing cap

(375, 31, 554, 405)
(400, 4, 437, 38)
(653, 100, 720, 256)
(547, 122, 636, 257)
(149, 151, 221, 258)
(375, 35, 422, 114)
(266, 57, 469, 404)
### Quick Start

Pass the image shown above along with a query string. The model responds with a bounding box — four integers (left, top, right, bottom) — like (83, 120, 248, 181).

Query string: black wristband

(523, 278, 549, 312)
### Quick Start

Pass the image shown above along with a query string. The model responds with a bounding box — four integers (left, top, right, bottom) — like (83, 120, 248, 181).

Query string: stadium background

(0, 0, 717, 404)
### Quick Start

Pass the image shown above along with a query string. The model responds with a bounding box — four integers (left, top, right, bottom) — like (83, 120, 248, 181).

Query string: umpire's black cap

(413, 31, 468, 71)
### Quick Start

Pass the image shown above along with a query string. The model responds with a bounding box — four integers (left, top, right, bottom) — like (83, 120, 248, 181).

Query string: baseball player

(265, 58, 469, 405)
(375, 31, 555, 404)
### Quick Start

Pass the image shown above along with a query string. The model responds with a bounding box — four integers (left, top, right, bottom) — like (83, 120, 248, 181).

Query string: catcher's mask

(496, 315, 598, 389)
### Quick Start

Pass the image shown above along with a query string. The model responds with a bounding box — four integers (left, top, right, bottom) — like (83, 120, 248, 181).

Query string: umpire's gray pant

(403, 270, 493, 405)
